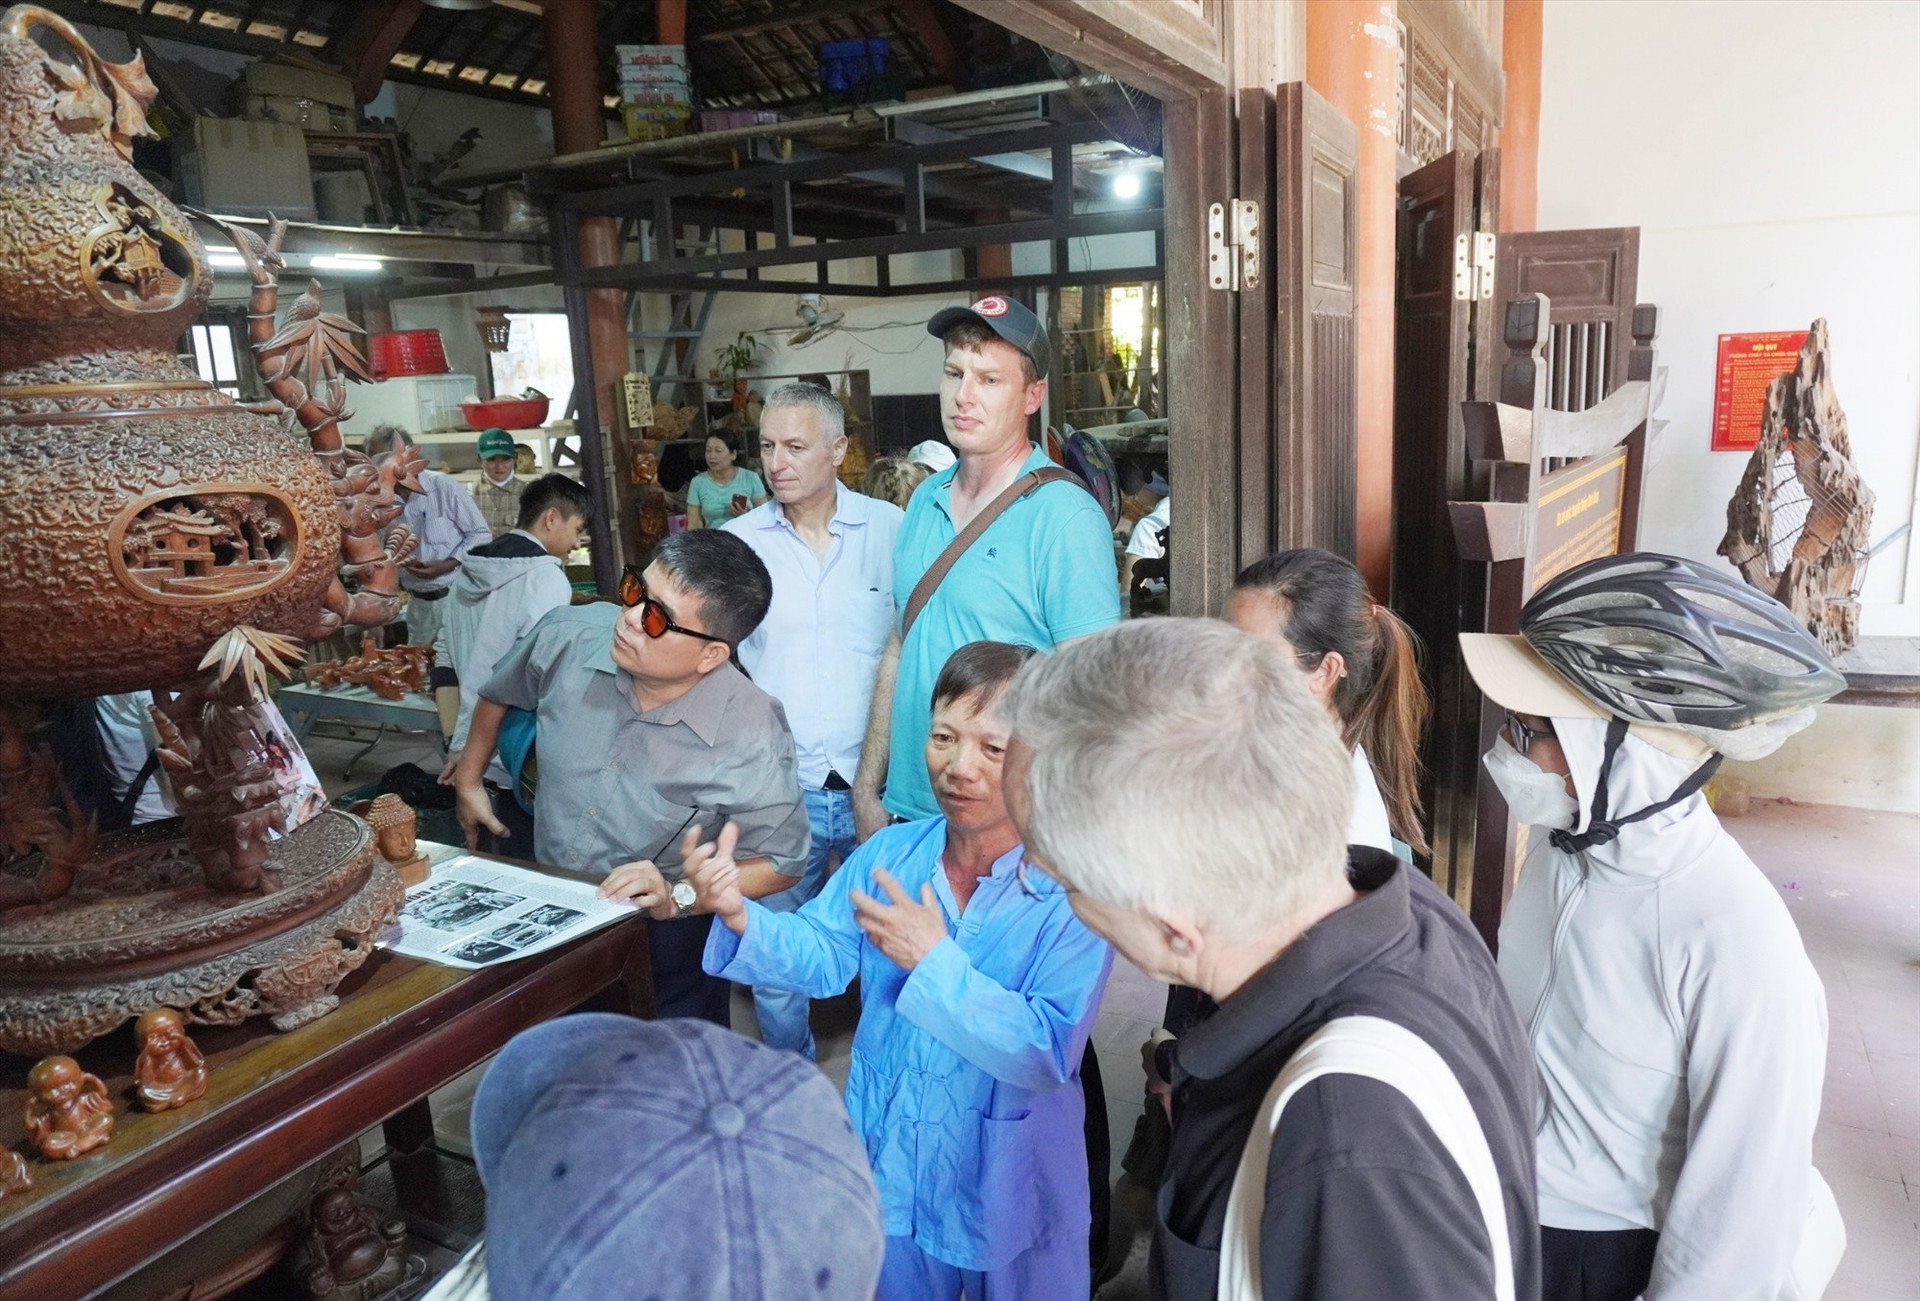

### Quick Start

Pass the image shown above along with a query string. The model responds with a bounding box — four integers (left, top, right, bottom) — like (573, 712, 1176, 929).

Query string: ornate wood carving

(1720, 320, 1875, 654)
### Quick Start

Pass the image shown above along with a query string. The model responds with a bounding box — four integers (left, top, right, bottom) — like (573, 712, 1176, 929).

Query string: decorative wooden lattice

(1719, 319, 1875, 654)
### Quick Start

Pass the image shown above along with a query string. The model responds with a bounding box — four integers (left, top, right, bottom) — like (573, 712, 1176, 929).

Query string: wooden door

(1494, 227, 1641, 412)
(1274, 82, 1360, 559)
(1390, 149, 1475, 897)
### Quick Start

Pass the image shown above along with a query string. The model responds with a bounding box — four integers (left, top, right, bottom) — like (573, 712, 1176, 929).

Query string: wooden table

(1831, 636, 1920, 708)
(0, 847, 651, 1300)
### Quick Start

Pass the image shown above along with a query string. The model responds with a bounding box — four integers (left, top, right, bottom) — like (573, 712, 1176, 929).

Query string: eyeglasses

(1015, 858, 1078, 902)
(618, 567, 731, 648)
(1015, 859, 1043, 901)
(1504, 709, 1549, 754)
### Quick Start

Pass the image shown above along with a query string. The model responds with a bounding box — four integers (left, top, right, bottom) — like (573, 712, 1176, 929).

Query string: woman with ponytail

(1226, 548, 1431, 856)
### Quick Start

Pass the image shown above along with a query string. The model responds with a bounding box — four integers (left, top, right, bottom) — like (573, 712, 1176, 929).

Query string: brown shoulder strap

(901, 466, 1083, 638)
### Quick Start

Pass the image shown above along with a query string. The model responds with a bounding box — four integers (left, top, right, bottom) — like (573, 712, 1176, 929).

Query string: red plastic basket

(367, 330, 449, 379)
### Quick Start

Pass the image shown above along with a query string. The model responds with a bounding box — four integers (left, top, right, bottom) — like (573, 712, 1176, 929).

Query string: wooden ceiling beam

(898, 0, 962, 88)
(335, 0, 426, 105)
(694, 0, 873, 43)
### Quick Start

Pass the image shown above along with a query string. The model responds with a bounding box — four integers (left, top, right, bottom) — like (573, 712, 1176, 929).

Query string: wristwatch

(669, 879, 698, 918)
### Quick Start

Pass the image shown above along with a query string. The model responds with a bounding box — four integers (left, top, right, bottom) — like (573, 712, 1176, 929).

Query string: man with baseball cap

(470, 1013, 884, 1300)
(473, 427, 524, 539)
(851, 296, 1119, 837)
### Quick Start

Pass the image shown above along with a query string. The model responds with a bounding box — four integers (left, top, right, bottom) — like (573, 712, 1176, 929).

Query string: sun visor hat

(1460, 633, 1711, 763)
(927, 296, 1051, 380)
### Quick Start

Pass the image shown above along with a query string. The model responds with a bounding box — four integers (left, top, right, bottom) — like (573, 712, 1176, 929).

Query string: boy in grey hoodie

(435, 474, 590, 856)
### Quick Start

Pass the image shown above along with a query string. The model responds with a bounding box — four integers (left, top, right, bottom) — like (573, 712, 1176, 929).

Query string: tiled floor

(313, 724, 1918, 1298)
(1738, 799, 1920, 1301)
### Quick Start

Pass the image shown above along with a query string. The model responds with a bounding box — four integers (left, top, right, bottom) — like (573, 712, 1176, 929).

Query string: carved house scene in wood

(119, 495, 293, 598)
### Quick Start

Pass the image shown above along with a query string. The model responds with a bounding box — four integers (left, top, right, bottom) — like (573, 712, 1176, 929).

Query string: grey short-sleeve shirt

(480, 603, 809, 880)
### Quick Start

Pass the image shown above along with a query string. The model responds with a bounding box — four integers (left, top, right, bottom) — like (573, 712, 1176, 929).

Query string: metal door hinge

(1457, 231, 1497, 301)
(1208, 198, 1261, 291)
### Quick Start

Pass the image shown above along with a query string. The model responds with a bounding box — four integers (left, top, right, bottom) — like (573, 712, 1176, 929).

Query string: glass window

(487, 312, 575, 426)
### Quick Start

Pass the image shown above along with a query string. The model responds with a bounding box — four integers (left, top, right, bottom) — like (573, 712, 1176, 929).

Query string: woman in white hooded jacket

(1462, 553, 1847, 1301)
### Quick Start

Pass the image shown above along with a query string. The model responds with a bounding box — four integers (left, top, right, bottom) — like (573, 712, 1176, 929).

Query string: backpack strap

(1217, 1015, 1515, 1301)
(900, 466, 1083, 638)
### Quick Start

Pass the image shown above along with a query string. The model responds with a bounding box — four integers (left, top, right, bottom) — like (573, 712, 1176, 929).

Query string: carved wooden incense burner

(0, 8, 419, 1053)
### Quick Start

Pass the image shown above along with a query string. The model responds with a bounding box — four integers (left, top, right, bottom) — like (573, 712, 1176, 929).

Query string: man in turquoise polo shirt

(851, 296, 1119, 832)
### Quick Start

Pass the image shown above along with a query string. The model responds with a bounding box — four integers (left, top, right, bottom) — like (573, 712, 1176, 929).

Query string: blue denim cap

(471, 1014, 883, 1300)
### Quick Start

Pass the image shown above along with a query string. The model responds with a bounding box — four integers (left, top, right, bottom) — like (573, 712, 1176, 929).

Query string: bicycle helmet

(1520, 553, 1845, 731)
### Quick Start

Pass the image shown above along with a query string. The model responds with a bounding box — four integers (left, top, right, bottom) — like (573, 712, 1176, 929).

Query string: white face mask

(1482, 736, 1580, 830)
(486, 467, 516, 487)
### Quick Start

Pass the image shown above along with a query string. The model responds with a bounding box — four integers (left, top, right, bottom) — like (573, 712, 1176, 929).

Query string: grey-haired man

(723, 383, 903, 1058)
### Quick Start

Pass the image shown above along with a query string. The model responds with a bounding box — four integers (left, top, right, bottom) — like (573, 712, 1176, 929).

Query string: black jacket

(1151, 848, 1541, 1301)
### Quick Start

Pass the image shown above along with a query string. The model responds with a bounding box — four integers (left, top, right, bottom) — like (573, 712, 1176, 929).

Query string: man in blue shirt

(724, 383, 904, 1058)
(850, 297, 1120, 834)
(365, 424, 491, 652)
(691, 642, 1112, 1299)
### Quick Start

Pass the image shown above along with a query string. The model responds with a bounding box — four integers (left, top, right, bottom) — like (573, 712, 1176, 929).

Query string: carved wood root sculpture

(0, 700, 97, 910)
(149, 627, 307, 894)
(304, 636, 433, 699)
(1720, 319, 1876, 655)
(195, 214, 428, 639)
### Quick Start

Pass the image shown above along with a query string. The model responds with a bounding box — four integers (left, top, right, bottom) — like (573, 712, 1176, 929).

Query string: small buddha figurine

(133, 1007, 208, 1112)
(298, 1187, 407, 1299)
(0, 1148, 31, 1201)
(23, 1056, 113, 1160)
(365, 793, 428, 885)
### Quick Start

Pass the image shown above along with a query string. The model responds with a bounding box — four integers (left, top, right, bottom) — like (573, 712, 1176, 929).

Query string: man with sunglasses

(452, 529, 809, 1025)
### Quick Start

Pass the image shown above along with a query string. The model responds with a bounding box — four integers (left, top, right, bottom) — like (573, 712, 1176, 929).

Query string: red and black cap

(926, 295, 1051, 381)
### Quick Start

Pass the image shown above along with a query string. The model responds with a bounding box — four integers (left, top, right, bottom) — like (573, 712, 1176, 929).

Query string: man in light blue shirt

(692, 642, 1111, 1298)
(851, 297, 1120, 832)
(365, 424, 492, 651)
(724, 383, 903, 1058)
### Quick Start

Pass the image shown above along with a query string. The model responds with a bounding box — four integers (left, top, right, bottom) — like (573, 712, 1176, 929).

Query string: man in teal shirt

(852, 296, 1120, 832)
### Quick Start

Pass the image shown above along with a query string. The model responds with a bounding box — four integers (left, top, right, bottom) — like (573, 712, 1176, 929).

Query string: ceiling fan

(786, 294, 846, 347)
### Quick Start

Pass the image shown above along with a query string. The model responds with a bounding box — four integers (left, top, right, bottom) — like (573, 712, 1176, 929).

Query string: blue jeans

(752, 787, 856, 1058)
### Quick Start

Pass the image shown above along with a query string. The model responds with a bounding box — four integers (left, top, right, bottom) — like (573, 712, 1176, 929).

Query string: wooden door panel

(1166, 90, 1239, 615)
(1495, 227, 1640, 411)
(1390, 150, 1474, 895)
(1276, 82, 1360, 559)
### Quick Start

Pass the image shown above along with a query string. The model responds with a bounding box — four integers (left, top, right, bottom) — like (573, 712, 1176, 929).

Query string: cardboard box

(615, 44, 688, 67)
(621, 88, 690, 107)
(242, 61, 355, 109)
(178, 118, 315, 221)
(239, 92, 354, 132)
(617, 64, 691, 87)
(622, 103, 690, 142)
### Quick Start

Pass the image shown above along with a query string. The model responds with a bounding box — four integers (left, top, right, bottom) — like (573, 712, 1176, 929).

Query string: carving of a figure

(299, 1188, 406, 1300)
(23, 1056, 114, 1160)
(133, 1007, 208, 1112)
(0, 1148, 30, 1200)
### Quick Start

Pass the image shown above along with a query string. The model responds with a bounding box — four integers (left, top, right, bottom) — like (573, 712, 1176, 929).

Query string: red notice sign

(1712, 331, 1807, 451)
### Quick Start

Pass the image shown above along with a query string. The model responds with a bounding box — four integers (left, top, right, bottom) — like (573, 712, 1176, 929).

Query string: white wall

(1539, 0, 1920, 812)
(1538, 0, 1920, 626)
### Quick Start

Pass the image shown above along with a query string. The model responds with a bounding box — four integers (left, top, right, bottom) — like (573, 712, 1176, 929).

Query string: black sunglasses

(1504, 709, 1550, 754)
(618, 567, 731, 647)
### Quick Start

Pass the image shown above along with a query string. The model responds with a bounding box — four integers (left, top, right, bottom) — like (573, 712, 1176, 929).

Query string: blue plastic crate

(819, 38, 893, 100)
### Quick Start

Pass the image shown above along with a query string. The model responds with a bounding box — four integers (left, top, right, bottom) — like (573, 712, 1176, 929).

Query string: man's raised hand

(850, 867, 947, 972)
(683, 821, 747, 933)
